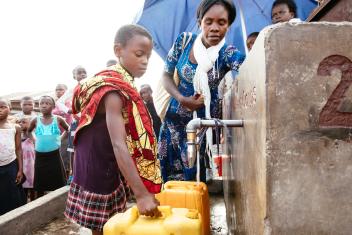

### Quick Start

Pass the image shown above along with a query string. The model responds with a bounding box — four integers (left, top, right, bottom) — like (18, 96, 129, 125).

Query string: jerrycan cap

(186, 209, 199, 219)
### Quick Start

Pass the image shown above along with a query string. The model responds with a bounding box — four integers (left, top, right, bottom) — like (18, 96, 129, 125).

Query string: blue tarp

(136, 0, 317, 58)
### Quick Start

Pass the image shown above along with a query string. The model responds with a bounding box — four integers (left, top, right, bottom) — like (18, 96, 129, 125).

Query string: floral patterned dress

(158, 32, 245, 182)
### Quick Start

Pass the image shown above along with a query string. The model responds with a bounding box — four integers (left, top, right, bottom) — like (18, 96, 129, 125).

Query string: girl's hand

(136, 193, 161, 217)
(15, 171, 24, 185)
(179, 94, 204, 112)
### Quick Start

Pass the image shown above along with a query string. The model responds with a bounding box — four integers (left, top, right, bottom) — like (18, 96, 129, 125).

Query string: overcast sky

(0, 0, 164, 96)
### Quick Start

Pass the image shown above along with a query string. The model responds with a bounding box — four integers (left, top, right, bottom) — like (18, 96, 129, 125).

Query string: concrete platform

(0, 186, 69, 235)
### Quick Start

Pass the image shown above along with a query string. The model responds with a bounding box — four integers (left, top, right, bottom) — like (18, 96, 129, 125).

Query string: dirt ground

(30, 194, 228, 235)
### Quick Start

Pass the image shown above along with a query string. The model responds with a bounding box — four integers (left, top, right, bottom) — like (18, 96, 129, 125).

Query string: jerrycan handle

(131, 205, 172, 218)
(164, 182, 193, 190)
(164, 181, 206, 191)
(157, 206, 172, 217)
(165, 184, 191, 190)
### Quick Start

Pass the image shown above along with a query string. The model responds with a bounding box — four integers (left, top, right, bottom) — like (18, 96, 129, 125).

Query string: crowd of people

(0, 0, 306, 234)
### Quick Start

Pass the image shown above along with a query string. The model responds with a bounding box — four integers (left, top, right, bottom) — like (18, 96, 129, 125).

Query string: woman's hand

(179, 94, 204, 112)
(136, 193, 161, 217)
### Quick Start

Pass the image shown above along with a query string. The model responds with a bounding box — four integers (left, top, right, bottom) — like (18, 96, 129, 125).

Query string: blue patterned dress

(158, 32, 245, 182)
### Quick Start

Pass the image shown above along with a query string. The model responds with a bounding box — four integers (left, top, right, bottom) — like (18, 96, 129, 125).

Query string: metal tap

(186, 118, 244, 167)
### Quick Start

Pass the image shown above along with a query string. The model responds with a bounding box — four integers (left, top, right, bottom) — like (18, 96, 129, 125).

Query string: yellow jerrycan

(103, 205, 202, 235)
(155, 181, 210, 235)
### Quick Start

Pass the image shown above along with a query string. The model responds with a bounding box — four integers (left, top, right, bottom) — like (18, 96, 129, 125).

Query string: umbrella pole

(237, 0, 248, 55)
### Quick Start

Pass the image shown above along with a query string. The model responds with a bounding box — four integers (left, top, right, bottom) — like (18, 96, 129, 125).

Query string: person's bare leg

(92, 230, 103, 235)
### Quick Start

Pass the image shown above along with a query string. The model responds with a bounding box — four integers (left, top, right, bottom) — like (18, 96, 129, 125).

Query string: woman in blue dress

(158, 0, 245, 182)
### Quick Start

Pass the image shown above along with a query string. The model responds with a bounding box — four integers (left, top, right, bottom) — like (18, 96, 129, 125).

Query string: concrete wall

(226, 22, 352, 234)
(309, 0, 352, 22)
(0, 186, 68, 235)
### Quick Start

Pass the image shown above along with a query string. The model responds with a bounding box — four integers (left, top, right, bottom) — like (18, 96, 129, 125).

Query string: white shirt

(0, 125, 17, 166)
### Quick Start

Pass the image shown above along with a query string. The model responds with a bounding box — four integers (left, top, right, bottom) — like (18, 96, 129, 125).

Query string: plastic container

(103, 205, 202, 235)
(155, 181, 210, 235)
(213, 155, 223, 177)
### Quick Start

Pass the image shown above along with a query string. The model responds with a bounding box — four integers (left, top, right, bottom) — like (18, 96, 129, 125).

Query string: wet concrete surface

(29, 194, 228, 235)
(209, 193, 229, 235)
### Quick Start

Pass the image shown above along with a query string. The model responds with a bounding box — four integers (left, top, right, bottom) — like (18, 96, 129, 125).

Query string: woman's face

(200, 4, 229, 48)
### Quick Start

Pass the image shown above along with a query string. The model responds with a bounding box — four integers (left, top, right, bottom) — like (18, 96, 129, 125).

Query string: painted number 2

(318, 55, 352, 128)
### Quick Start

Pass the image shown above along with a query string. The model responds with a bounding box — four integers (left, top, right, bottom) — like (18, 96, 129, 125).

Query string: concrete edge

(0, 186, 69, 235)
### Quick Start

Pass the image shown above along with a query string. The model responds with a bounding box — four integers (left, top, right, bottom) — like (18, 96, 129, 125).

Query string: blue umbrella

(136, 0, 317, 58)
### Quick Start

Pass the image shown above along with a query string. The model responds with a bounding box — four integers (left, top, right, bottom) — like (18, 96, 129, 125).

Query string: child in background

(0, 98, 24, 215)
(55, 84, 68, 100)
(14, 96, 36, 121)
(271, 0, 300, 24)
(139, 84, 162, 139)
(54, 84, 72, 124)
(106, 59, 117, 67)
(246, 32, 259, 52)
(19, 116, 36, 201)
(28, 96, 69, 197)
(57, 66, 87, 183)
(53, 83, 71, 177)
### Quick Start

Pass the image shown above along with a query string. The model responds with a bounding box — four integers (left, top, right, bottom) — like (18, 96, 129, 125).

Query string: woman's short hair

(197, 0, 236, 25)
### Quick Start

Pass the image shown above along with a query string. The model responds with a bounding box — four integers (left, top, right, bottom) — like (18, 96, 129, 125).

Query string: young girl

(0, 98, 24, 215)
(19, 116, 36, 201)
(28, 96, 69, 197)
(65, 24, 162, 235)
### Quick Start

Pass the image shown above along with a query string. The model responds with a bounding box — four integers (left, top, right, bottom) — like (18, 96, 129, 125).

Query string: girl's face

(272, 4, 294, 24)
(0, 100, 10, 120)
(19, 118, 30, 131)
(200, 4, 229, 48)
(39, 97, 54, 115)
(246, 35, 258, 51)
(55, 85, 67, 99)
(139, 86, 153, 103)
(114, 34, 153, 78)
(74, 68, 87, 82)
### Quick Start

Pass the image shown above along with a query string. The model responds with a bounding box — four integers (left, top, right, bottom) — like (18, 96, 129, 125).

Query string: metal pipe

(186, 118, 244, 132)
(186, 118, 244, 168)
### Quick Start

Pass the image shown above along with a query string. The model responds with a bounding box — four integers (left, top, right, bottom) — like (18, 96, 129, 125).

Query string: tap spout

(186, 118, 244, 168)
